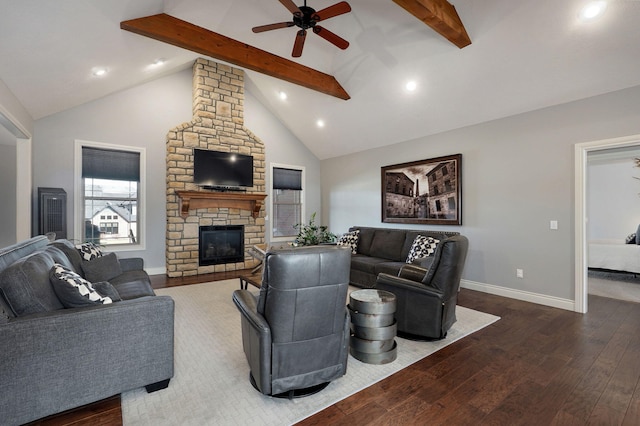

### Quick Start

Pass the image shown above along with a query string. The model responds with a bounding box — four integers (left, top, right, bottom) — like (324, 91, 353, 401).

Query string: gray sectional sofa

(346, 226, 459, 288)
(0, 236, 174, 425)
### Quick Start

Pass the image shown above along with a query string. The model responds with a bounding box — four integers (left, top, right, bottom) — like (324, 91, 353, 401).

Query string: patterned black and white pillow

(337, 230, 360, 254)
(49, 263, 113, 308)
(406, 235, 440, 263)
(76, 242, 104, 261)
(625, 233, 636, 244)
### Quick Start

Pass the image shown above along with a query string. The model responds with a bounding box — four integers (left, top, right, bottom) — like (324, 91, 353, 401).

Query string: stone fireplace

(165, 58, 266, 277)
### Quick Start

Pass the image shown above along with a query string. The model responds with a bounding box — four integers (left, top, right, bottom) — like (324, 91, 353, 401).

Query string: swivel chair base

(249, 374, 330, 399)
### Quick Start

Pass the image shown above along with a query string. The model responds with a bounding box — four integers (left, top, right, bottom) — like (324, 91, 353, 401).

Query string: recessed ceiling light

(151, 58, 166, 67)
(405, 80, 417, 92)
(579, 1, 607, 21)
(316, 119, 325, 128)
(92, 67, 108, 77)
(278, 91, 288, 100)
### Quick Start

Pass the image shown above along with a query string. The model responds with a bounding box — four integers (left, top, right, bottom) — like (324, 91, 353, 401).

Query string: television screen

(193, 149, 254, 189)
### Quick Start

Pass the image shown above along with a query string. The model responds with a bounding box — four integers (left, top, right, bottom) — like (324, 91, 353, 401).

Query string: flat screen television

(193, 149, 254, 189)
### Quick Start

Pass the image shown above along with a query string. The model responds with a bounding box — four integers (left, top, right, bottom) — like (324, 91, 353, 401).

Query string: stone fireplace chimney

(165, 58, 266, 278)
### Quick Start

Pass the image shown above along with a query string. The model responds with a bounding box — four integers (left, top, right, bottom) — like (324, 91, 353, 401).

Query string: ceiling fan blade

(292, 29, 306, 57)
(252, 22, 295, 33)
(313, 26, 349, 50)
(312, 1, 351, 21)
(279, 0, 303, 17)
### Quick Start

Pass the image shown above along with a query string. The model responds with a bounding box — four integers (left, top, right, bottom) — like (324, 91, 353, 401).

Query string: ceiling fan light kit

(253, 0, 352, 57)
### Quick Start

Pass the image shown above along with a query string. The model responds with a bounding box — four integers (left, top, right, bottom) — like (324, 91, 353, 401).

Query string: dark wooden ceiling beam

(393, 0, 471, 48)
(120, 13, 350, 100)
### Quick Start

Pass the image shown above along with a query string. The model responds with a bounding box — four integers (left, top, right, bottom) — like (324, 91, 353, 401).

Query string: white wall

(588, 154, 640, 240)
(32, 64, 319, 272)
(321, 84, 640, 303)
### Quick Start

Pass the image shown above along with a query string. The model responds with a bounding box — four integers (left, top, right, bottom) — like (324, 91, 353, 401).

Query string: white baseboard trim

(146, 266, 166, 276)
(461, 279, 576, 311)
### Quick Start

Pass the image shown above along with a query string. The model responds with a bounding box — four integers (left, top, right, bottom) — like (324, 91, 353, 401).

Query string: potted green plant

(293, 212, 336, 246)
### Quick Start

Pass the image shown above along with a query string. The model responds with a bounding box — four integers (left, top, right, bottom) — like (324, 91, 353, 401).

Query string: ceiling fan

(252, 0, 352, 57)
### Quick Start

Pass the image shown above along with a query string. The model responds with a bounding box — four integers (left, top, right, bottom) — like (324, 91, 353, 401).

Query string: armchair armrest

(398, 264, 429, 282)
(232, 290, 270, 334)
(118, 257, 144, 272)
(376, 272, 444, 301)
(232, 289, 272, 394)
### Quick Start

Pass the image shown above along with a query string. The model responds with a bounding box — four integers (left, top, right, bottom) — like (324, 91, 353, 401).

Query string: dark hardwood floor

(29, 271, 640, 426)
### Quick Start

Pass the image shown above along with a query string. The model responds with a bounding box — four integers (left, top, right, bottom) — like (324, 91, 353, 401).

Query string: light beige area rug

(122, 280, 500, 426)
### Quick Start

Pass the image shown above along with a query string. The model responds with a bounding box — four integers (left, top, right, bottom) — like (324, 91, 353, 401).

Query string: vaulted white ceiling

(1, 0, 639, 159)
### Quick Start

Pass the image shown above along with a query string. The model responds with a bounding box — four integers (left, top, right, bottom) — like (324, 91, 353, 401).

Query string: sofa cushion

(92, 281, 122, 302)
(0, 250, 65, 316)
(49, 264, 114, 308)
(350, 254, 388, 275)
(50, 240, 85, 275)
(337, 230, 359, 254)
(406, 235, 440, 263)
(43, 246, 76, 269)
(81, 252, 123, 282)
(369, 230, 406, 261)
(110, 271, 155, 300)
(76, 242, 104, 261)
(352, 227, 375, 256)
(374, 261, 406, 277)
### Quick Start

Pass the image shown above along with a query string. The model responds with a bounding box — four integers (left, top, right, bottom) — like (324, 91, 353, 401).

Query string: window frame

(74, 140, 146, 251)
(269, 163, 305, 243)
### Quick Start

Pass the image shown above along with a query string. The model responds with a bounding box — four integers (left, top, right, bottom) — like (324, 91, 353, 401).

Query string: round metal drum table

(348, 289, 397, 364)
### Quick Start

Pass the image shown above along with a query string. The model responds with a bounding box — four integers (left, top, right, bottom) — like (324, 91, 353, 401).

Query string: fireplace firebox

(199, 225, 244, 266)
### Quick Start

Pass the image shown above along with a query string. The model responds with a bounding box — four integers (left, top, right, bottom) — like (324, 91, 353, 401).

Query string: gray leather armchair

(375, 235, 469, 340)
(232, 245, 351, 397)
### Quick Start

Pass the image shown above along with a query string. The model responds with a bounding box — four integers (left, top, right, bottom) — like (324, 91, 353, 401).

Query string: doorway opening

(575, 133, 640, 313)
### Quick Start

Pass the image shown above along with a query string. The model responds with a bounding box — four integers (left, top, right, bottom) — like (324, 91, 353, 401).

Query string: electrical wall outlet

(516, 268, 524, 278)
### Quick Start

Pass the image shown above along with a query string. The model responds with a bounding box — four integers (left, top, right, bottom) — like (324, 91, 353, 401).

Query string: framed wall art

(381, 153, 462, 225)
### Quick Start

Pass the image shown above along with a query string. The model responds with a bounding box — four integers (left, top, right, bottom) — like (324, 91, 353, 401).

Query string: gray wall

(0, 142, 17, 247)
(32, 65, 320, 273)
(321, 84, 640, 302)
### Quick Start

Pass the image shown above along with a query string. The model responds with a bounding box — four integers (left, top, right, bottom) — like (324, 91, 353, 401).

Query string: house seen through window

(81, 145, 141, 246)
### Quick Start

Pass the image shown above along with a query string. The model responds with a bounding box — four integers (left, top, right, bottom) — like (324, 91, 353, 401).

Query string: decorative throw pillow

(406, 235, 440, 263)
(49, 263, 114, 308)
(625, 233, 636, 244)
(337, 230, 359, 254)
(81, 252, 122, 282)
(76, 242, 104, 261)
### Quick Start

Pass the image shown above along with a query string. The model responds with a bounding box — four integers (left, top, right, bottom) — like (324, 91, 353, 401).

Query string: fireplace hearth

(199, 225, 244, 266)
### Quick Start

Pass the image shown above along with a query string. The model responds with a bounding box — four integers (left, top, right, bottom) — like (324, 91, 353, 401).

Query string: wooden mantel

(175, 191, 267, 219)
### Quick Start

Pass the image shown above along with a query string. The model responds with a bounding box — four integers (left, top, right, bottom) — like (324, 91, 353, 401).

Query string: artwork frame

(381, 153, 462, 225)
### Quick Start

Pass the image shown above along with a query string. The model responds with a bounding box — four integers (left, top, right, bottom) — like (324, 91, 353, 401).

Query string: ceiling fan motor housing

(293, 6, 319, 29)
